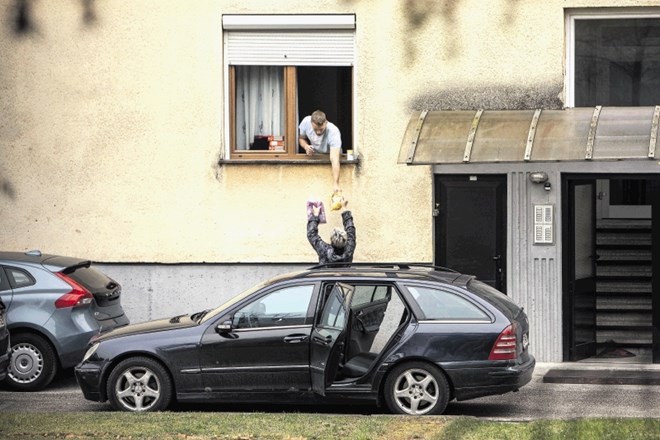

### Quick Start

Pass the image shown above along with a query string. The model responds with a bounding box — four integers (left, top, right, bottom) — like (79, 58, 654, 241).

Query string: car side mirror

(216, 320, 233, 333)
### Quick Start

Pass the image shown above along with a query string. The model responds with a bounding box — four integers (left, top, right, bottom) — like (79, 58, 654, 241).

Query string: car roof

(287, 263, 472, 287)
(0, 251, 90, 272)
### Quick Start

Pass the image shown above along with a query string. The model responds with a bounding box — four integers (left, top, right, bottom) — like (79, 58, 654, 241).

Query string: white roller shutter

(223, 15, 355, 66)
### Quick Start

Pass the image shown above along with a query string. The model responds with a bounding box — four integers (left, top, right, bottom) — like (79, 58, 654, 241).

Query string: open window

(223, 15, 355, 160)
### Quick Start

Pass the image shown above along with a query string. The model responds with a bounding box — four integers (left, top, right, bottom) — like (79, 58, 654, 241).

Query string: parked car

(0, 250, 129, 391)
(76, 263, 534, 414)
(0, 298, 9, 381)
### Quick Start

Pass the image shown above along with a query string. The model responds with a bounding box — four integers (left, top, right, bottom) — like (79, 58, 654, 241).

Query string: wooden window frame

(229, 66, 304, 160)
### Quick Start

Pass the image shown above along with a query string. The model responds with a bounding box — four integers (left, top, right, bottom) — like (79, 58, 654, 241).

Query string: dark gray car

(76, 263, 534, 414)
(0, 250, 129, 390)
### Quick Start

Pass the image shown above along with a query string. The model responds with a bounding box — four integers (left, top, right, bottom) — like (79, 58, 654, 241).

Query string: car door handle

(312, 335, 333, 345)
(283, 335, 309, 344)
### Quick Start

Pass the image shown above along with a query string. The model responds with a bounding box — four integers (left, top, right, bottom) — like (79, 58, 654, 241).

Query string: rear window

(66, 266, 115, 291)
(406, 285, 490, 321)
(467, 280, 521, 317)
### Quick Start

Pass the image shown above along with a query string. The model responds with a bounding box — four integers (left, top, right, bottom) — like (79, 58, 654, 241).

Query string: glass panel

(411, 111, 476, 164)
(406, 286, 490, 321)
(235, 66, 285, 150)
(574, 184, 594, 279)
(7, 269, 33, 288)
(319, 289, 346, 329)
(470, 111, 534, 162)
(575, 18, 660, 106)
(532, 108, 593, 161)
(592, 106, 654, 159)
(233, 285, 314, 329)
(67, 266, 113, 291)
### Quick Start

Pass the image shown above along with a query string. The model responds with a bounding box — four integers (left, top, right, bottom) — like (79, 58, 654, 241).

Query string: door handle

(492, 255, 502, 261)
(312, 335, 333, 345)
(283, 335, 309, 344)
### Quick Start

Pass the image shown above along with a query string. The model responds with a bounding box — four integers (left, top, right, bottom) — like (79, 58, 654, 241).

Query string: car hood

(93, 315, 196, 343)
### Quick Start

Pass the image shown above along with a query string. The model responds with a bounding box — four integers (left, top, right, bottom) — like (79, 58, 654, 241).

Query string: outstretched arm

(307, 210, 331, 261)
(341, 209, 356, 258)
(330, 147, 341, 191)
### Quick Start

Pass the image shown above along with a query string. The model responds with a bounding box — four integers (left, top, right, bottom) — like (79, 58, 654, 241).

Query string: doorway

(563, 175, 660, 364)
(434, 175, 507, 292)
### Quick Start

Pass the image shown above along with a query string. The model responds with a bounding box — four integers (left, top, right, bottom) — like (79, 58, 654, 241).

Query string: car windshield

(199, 272, 302, 323)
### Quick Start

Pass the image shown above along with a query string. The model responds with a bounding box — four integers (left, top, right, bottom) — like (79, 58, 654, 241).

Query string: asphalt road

(1, 363, 660, 420)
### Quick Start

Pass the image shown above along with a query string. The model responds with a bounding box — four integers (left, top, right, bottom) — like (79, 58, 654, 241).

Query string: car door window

(5, 267, 35, 288)
(232, 284, 314, 329)
(406, 285, 490, 321)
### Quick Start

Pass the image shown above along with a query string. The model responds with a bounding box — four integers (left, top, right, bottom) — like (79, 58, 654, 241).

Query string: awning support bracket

(464, 109, 483, 162)
(585, 105, 601, 160)
(407, 110, 428, 164)
(650, 105, 660, 159)
(524, 109, 542, 161)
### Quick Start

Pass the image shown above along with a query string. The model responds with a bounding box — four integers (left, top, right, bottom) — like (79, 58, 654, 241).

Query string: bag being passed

(307, 199, 327, 223)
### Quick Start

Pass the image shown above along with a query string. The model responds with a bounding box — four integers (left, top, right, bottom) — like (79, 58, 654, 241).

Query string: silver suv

(0, 251, 129, 390)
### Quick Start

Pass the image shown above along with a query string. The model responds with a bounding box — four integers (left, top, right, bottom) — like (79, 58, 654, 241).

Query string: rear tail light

(488, 324, 518, 360)
(54, 272, 93, 308)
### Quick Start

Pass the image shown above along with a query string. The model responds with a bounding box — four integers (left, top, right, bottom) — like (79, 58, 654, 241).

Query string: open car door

(310, 283, 354, 396)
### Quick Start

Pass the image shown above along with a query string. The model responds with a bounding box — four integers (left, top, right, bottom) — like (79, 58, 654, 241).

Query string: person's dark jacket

(307, 210, 356, 264)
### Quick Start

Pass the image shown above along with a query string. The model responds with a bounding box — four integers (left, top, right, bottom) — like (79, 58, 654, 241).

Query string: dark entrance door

(564, 179, 598, 361)
(434, 175, 507, 292)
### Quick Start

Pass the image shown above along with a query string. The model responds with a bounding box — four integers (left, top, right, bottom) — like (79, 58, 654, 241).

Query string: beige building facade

(3, 1, 660, 364)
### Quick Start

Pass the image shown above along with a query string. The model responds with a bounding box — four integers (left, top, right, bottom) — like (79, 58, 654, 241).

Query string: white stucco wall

(0, 0, 597, 263)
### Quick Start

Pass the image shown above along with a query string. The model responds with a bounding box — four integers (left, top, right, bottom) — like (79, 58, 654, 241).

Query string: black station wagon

(75, 264, 535, 414)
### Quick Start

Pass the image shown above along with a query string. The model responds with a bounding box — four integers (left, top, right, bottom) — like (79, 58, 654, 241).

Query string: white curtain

(235, 66, 285, 150)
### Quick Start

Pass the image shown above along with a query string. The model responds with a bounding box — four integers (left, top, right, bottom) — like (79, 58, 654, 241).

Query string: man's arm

(330, 147, 341, 192)
(299, 135, 314, 156)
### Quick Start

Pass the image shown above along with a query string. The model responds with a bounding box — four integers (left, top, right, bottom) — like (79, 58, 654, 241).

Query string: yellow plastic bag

(330, 190, 344, 211)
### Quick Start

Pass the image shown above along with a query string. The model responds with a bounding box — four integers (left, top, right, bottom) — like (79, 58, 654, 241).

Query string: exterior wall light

(529, 171, 549, 184)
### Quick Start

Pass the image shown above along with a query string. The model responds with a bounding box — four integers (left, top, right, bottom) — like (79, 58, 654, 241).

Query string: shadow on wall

(341, 0, 522, 65)
(2, 179, 16, 200)
(9, 0, 97, 35)
(408, 83, 565, 111)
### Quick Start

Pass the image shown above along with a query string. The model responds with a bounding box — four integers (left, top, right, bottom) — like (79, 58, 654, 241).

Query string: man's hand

(300, 137, 315, 156)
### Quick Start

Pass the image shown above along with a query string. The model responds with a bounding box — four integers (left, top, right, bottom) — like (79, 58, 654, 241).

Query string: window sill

(218, 157, 360, 165)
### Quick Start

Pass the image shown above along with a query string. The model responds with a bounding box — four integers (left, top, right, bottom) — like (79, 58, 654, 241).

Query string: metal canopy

(398, 106, 660, 165)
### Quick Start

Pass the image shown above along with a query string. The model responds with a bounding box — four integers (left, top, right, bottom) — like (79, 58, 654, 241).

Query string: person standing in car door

(307, 198, 356, 264)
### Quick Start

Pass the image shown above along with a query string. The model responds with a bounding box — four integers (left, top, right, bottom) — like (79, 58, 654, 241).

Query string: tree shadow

(9, 0, 98, 35)
(2, 179, 16, 200)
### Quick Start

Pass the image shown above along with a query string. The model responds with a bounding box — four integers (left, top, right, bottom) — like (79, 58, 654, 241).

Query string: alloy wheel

(114, 366, 162, 411)
(391, 368, 440, 415)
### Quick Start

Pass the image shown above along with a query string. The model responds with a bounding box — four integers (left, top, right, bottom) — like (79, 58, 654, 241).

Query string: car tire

(6, 332, 59, 391)
(383, 361, 450, 415)
(107, 356, 173, 412)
